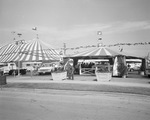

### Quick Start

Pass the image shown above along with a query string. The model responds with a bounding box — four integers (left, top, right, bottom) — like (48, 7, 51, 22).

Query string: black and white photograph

(0, 0, 150, 120)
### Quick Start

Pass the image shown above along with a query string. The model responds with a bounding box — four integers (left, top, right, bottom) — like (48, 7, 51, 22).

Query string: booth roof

(66, 47, 144, 59)
(69, 47, 120, 58)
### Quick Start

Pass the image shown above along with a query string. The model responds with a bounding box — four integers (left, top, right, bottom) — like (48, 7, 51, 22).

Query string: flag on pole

(119, 46, 123, 52)
(59, 51, 63, 55)
(32, 27, 37, 30)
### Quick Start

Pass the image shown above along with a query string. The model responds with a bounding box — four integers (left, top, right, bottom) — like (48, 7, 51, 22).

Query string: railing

(79, 68, 95, 75)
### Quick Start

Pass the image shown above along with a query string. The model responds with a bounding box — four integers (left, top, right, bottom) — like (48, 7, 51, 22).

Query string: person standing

(67, 65, 74, 80)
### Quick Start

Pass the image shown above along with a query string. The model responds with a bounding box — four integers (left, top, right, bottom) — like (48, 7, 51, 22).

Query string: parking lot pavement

(1, 72, 149, 96)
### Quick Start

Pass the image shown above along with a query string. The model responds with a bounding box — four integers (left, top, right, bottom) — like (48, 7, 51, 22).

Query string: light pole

(32, 27, 39, 39)
(97, 31, 103, 47)
(11, 31, 25, 76)
(63, 43, 67, 56)
(15, 33, 25, 76)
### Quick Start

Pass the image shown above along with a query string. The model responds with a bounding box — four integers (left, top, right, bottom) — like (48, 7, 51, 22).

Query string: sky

(0, 0, 150, 57)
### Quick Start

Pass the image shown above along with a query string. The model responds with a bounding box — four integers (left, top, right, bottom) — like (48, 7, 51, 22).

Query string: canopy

(0, 39, 62, 62)
(68, 46, 144, 59)
(119, 51, 144, 59)
(70, 47, 120, 59)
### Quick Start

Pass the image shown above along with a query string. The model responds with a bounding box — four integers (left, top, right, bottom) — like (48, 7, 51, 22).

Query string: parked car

(0, 62, 17, 74)
(130, 66, 141, 71)
(38, 62, 59, 75)
(22, 62, 42, 71)
(0, 62, 26, 75)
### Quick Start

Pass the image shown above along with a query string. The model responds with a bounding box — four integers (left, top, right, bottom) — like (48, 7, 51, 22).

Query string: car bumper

(38, 71, 51, 74)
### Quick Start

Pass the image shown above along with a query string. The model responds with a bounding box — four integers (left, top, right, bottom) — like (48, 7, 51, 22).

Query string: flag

(119, 47, 123, 52)
(32, 27, 37, 30)
(17, 33, 22, 37)
(59, 51, 63, 55)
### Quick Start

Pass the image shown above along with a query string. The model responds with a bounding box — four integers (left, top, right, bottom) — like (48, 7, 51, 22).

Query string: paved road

(7, 71, 150, 83)
(0, 90, 150, 120)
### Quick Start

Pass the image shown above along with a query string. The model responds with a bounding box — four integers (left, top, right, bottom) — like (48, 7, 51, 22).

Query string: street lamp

(15, 39, 25, 76)
(14, 33, 25, 76)
(97, 31, 103, 47)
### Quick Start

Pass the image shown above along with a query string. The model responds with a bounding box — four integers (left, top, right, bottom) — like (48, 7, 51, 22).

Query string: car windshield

(10, 63, 15, 66)
(40, 62, 60, 68)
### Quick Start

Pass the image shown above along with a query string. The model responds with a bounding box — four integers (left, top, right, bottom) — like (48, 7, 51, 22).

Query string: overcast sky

(0, 0, 150, 56)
